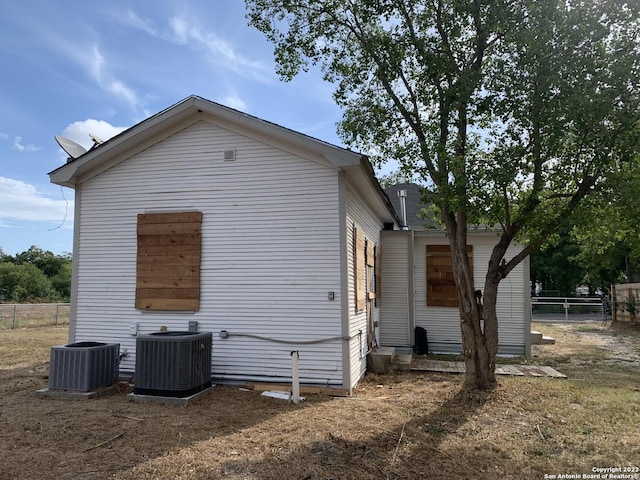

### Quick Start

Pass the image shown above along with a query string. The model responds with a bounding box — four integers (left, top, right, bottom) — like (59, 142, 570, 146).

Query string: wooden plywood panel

(375, 244, 381, 307)
(137, 221, 201, 236)
(426, 244, 472, 307)
(366, 240, 375, 267)
(355, 227, 366, 312)
(135, 298, 200, 311)
(138, 212, 202, 224)
(136, 211, 202, 311)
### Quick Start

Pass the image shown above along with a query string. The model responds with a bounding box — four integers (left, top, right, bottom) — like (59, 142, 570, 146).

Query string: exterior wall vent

(223, 149, 236, 161)
(49, 342, 120, 392)
(134, 331, 212, 397)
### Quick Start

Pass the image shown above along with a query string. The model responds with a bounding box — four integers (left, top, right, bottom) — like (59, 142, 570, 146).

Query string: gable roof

(384, 183, 439, 230)
(49, 95, 400, 225)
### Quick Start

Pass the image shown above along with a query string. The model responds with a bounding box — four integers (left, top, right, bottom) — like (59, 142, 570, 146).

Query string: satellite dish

(89, 133, 104, 148)
(54, 135, 87, 160)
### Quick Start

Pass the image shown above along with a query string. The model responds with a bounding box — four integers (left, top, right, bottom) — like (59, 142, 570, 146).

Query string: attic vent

(223, 149, 236, 161)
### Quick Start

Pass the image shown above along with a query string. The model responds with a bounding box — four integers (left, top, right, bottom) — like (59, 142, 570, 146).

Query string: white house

(380, 183, 531, 358)
(49, 97, 530, 393)
(49, 95, 399, 392)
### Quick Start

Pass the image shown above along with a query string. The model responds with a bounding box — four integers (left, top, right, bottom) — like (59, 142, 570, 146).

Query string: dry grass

(0, 324, 639, 480)
(0, 303, 70, 329)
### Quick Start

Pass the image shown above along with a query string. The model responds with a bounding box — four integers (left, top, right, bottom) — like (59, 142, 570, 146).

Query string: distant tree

(572, 158, 640, 285)
(0, 262, 56, 302)
(0, 246, 72, 302)
(530, 229, 587, 297)
(377, 169, 422, 188)
(247, 0, 640, 389)
(14, 246, 70, 278)
(51, 262, 72, 302)
(0, 248, 13, 263)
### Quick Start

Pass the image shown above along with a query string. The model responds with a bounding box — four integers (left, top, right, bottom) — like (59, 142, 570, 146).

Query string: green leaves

(0, 246, 72, 302)
(247, 0, 640, 258)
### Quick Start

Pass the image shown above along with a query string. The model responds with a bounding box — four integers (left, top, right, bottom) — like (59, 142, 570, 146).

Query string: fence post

(55, 304, 59, 326)
(12, 304, 17, 329)
(564, 298, 569, 322)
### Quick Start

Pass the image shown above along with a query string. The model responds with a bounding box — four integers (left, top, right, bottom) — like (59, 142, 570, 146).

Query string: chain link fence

(0, 303, 70, 329)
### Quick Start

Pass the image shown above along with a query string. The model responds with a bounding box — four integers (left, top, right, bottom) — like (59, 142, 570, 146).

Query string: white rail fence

(0, 303, 70, 329)
(531, 296, 607, 322)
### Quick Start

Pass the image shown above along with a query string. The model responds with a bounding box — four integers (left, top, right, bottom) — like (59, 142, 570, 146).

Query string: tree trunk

(444, 214, 498, 390)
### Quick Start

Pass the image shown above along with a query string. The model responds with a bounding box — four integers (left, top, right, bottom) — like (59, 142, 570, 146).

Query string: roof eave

(343, 157, 401, 226)
(49, 96, 364, 188)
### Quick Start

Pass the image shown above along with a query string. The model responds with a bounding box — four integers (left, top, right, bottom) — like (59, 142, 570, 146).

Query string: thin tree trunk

(444, 214, 497, 390)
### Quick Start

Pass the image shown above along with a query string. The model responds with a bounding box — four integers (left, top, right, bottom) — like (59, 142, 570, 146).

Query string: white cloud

(0, 133, 41, 152)
(0, 177, 73, 225)
(170, 17, 190, 45)
(220, 94, 247, 111)
(12, 136, 41, 152)
(83, 44, 148, 116)
(113, 9, 159, 36)
(114, 11, 272, 83)
(166, 17, 272, 83)
(47, 35, 146, 115)
(62, 119, 128, 149)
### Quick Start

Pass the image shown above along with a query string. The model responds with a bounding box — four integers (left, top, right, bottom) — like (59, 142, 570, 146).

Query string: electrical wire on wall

(48, 186, 69, 231)
(219, 331, 356, 345)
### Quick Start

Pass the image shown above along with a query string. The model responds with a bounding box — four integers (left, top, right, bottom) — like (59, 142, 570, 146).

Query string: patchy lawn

(0, 324, 639, 480)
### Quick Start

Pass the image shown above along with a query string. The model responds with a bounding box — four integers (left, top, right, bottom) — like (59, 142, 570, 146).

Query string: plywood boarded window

(426, 245, 473, 307)
(136, 212, 202, 311)
(354, 227, 366, 312)
(374, 244, 381, 307)
(366, 239, 376, 305)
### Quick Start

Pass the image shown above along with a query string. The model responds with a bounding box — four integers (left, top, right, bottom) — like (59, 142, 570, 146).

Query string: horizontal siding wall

(73, 120, 345, 385)
(414, 232, 528, 356)
(379, 230, 412, 346)
(345, 183, 385, 387)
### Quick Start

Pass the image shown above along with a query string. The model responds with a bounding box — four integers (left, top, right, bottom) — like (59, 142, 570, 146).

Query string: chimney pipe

(398, 189, 408, 230)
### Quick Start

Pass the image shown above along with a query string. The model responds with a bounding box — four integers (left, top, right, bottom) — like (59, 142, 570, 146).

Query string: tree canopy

(247, 0, 640, 388)
(0, 246, 71, 302)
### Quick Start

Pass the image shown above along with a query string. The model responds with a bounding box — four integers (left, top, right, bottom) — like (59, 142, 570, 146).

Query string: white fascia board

(49, 95, 363, 187)
(343, 161, 401, 226)
(49, 97, 197, 188)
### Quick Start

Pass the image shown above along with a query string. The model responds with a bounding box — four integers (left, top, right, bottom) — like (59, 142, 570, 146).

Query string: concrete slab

(394, 354, 413, 371)
(36, 386, 118, 400)
(127, 386, 214, 406)
(367, 347, 396, 374)
(127, 385, 215, 406)
(530, 331, 544, 344)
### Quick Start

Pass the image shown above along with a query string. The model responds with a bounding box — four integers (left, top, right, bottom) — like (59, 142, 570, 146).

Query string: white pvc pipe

(291, 350, 300, 404)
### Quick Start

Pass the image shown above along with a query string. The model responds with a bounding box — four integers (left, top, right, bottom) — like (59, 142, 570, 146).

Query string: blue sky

(0, 1, 382, 257)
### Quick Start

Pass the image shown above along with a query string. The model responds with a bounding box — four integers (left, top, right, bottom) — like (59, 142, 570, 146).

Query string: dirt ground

(1, 322, 639, 480)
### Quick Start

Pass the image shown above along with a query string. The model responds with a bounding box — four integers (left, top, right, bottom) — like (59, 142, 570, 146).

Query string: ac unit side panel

(134, 332, 212, 397)
(49, 343, 119, 392)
